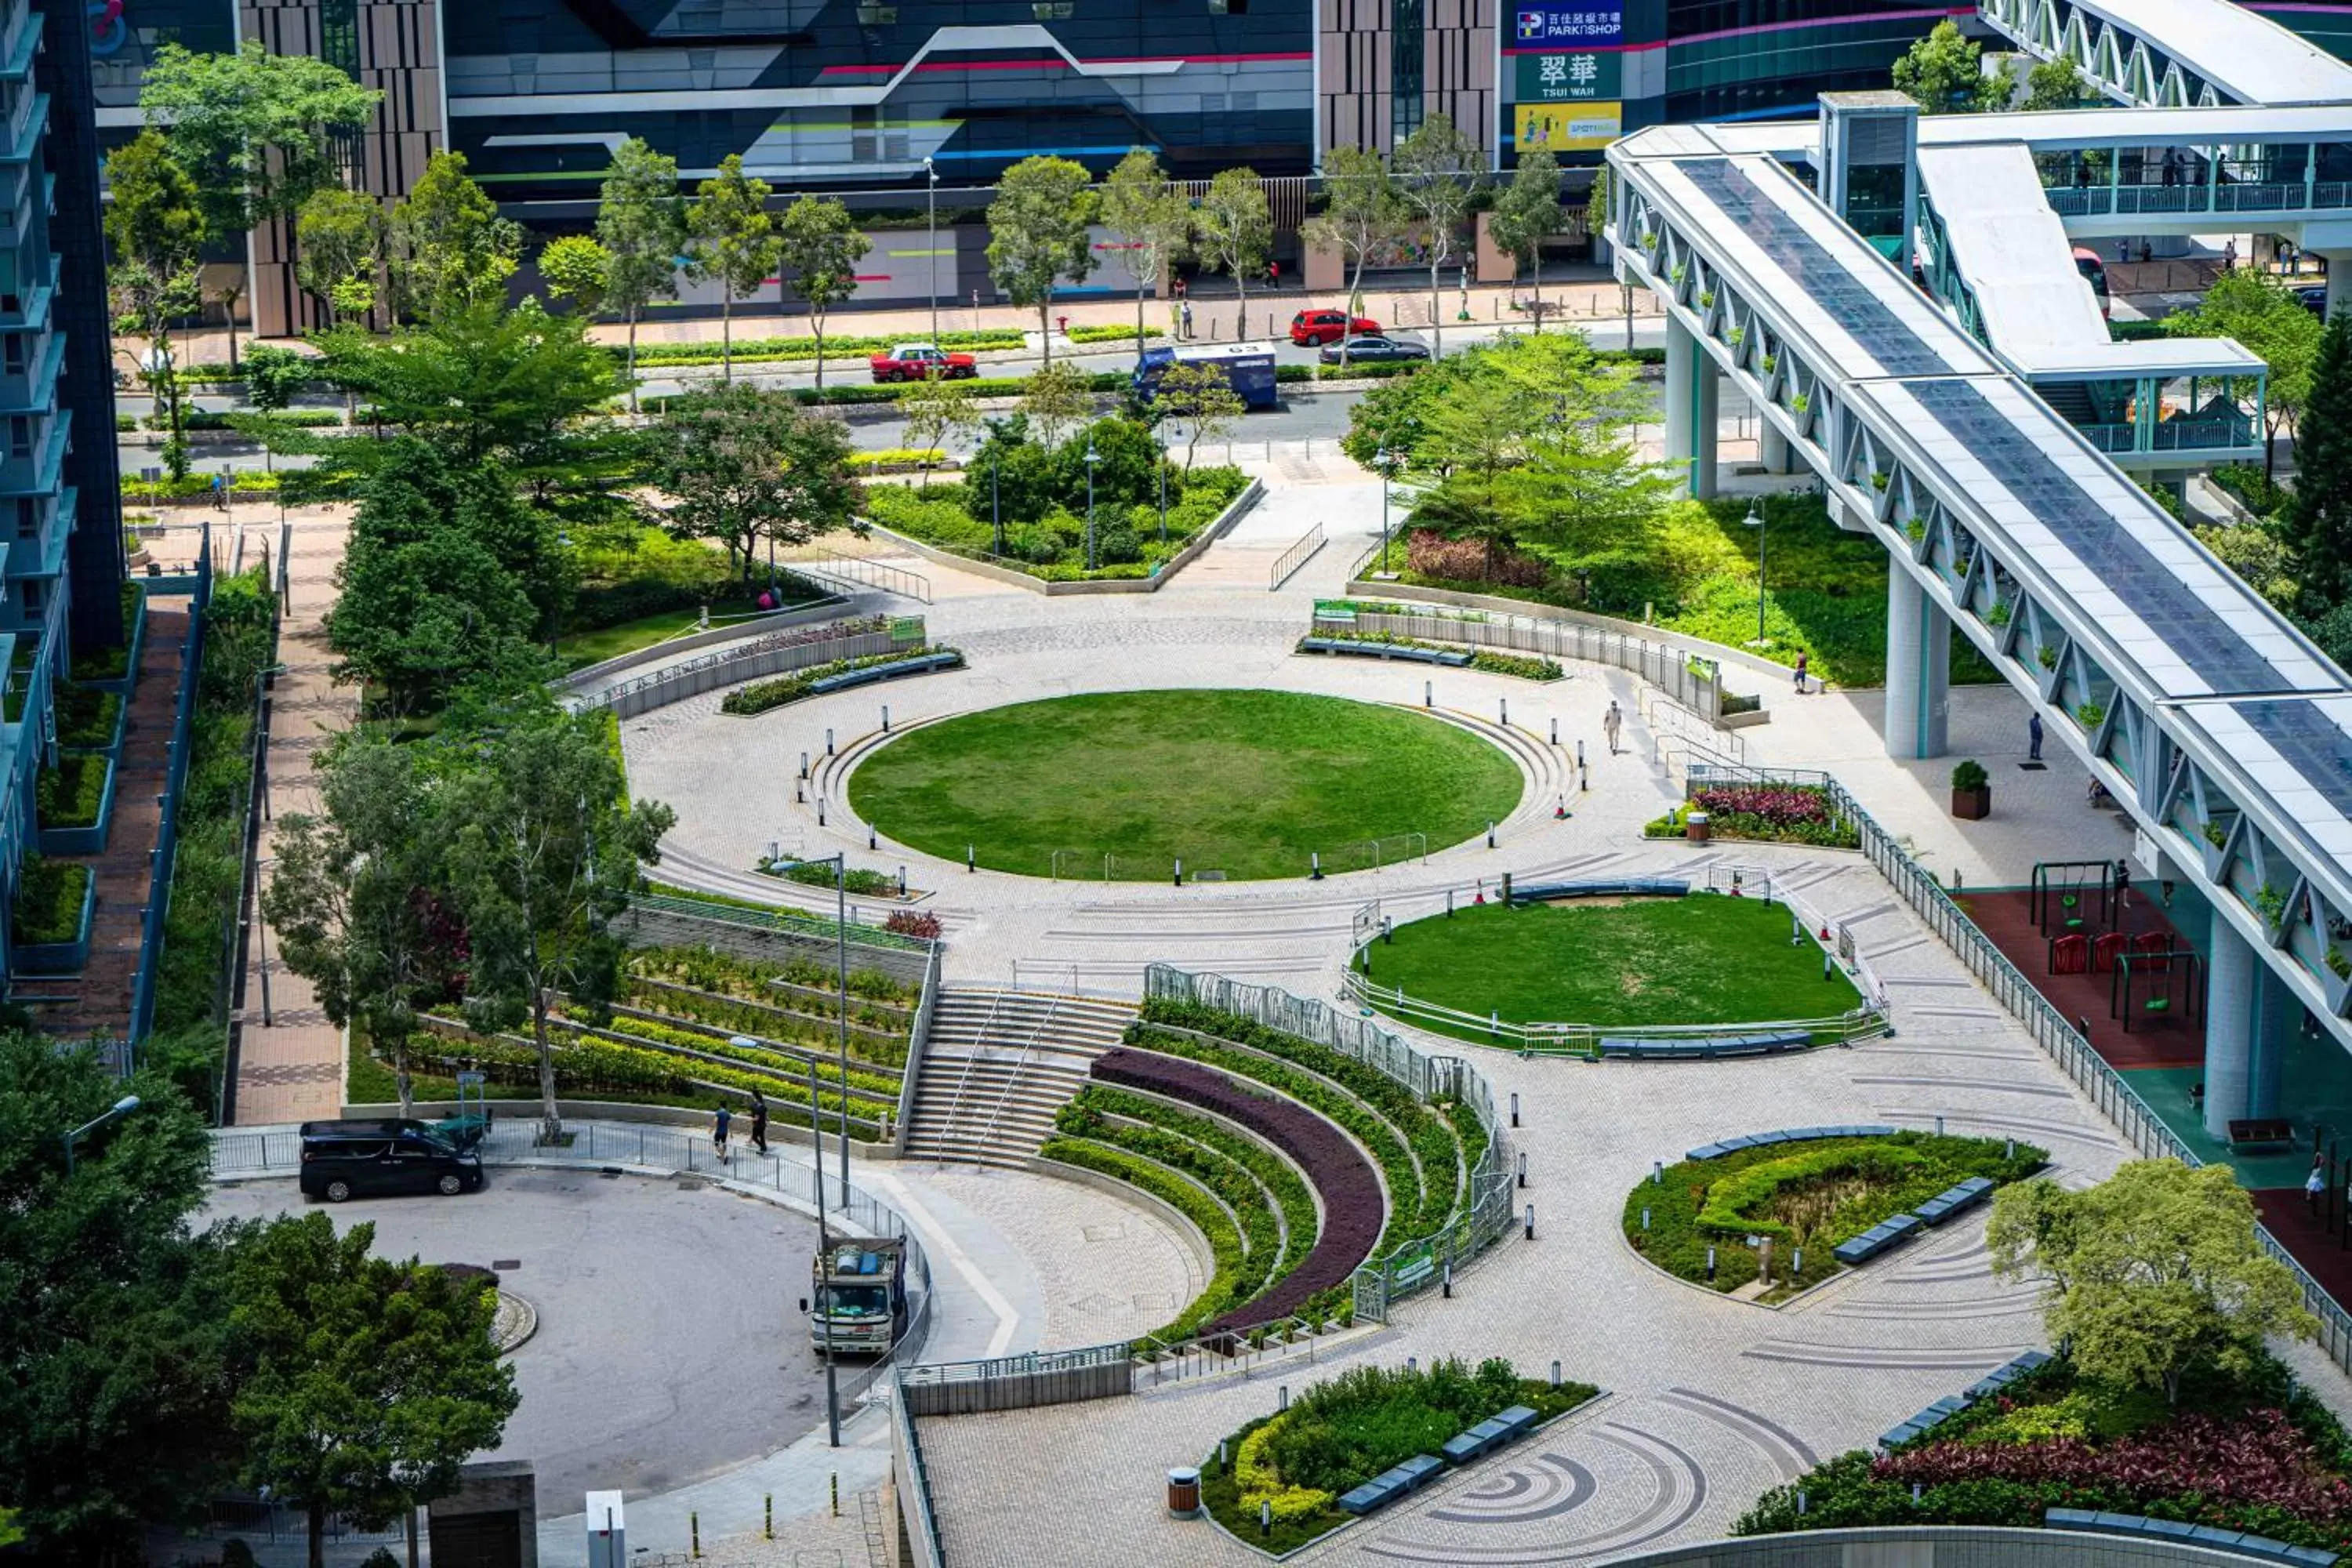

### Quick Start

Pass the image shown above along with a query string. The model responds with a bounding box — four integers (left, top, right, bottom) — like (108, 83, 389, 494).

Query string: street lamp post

(805, 1058, 840, 1448)
(1083, 441, 1102, 570)
(990, 448, 1004, 556)
(64, 1096, 140, 1174)
(924, 157, 940, 348)
(1156, 418, 1169, 543)
(1742, 502, 1768, 646)
(1375, 447, 1399, 572)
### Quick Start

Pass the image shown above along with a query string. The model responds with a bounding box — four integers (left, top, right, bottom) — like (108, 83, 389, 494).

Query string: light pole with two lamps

(64, 1096, 140, 1174)
(924, 156, 940, 347)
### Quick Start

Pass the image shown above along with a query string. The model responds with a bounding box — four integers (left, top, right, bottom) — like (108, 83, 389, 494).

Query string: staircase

(902, 989, 1136, 1167)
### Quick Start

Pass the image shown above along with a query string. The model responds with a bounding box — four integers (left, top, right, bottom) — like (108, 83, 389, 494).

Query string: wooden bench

(2228, 1118, 2296, 1150)
(1298, 637, 1472, 667)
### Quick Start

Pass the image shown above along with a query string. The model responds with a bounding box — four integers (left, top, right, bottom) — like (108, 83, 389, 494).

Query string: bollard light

(1580, 761, 1589, 792)
(1641, 1207, 1650, 1230)
(1443, 1261, 1453, 1298)
(1500, 697, 1509, 727)
(800, 750, 810, 780)
(1936, 1115, 1945, 1136)
(1425, 680, 1432, 708)
(818, 799, 827, 827)
(1653, 1159, 1664, 1185)
(1823, 950, 1832, 981)
(1261, 1501, 1271, 1537)
(1577, 739, 1585, 768)
(1551, 1359, 1562, 1386)
(899, 866, 908, 897)
(1524, 1202, 1536, 1240)
(881, 703, 891, 732)
(1551, 717, 1559, 746)
(1407, 1356, 1417, 1373)
(1174, 858, 1184, 887)
(2005, 1138, 2015, 1159)
(1486, 820, 1497, 849)
(1310, 851, 1323, 880)
(1446, 888, 1455, 917)
(1793, 1246, 1803, 1276)
(1510, 1091, 1520, 1127)
(1517, 1150, 1528, 1189)
(1279, 1385, 1290, 1411)
(967, 844, 976, 873)
(869, 824, 878, 851)
(826, 727, 835, 756)
(1706, 1246, 1717, 1281)
(1798, 1490, 1808, 1517)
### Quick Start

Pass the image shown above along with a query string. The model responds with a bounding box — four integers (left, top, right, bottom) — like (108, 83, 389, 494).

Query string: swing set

(2031, 859, 2119, 938)
(2109, 935, 2205, 1032)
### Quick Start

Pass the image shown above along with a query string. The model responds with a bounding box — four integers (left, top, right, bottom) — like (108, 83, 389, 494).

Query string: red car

(868, 343, 978, 383)
(1289, 310, 1380, 347)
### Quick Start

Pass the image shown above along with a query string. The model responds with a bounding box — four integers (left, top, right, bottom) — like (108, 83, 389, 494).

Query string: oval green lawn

(1367, 894, 1861, 1042)
(847, 690, 1523, 880)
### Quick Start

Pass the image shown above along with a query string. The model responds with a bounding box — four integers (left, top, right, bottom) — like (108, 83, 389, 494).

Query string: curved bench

(1877, 1349, 2053, 1451)
(1832, 1211, 1922, 1265)
(1913, 1175, 1995, 1226)
(805, 650, 964, 694)
(2043, 1512, 2336, 1566)
(1684, 1125, 1898, 1161)
(1600, 1029, 1813, 1062)
(1510, 878, 1688, 904)
(1298, 637, 1473, 667)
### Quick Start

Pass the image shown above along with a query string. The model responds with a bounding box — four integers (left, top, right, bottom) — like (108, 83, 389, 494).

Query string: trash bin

(1685, 810, 1711, 843)
(1167, 1466, 1202, 1519)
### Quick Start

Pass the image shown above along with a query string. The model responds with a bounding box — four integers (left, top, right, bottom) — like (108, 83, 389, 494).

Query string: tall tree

(648, 383, 862, 579)
(103, 129, 205, 459)
(1099, 148, 1192, 366)
(1392, 112, 1485, 360)
(2164, 267, 2320, 478)
(1195, 168, 1273, 344)
(596, 137, 684, 411)
(1018, 359, 1094, 451)
(2286, 306, 2352, 613)
(138, 41, 380, 363)
(227, 1214, 518, 1568)
(684, 154, 781, 382)
(0, 1036, 236, 1565)
(1989, 1161, 2312, 1406)
(1488, 150, 1564, 332)
(774, 194, 865, 390)
(389, 151, 524, 322)
(442, 704, 675, 1142)
(538, 234, 613, 319)
(1892, 20, 2005, 113)
(2023, 53, 2093, 110)
(985, 155, 1099, 364)
(898, 373, 981, 487)
(263, 735, 442, 1119)
(1152, 359, 1245, 470)
(296, 186, 384, 328)
(1304, 146, 1401, 367)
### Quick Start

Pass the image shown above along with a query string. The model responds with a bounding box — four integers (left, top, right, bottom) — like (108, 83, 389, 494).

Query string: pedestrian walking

(1181, 299, 1194, 339)
(2223, 238, 2238, 270)
(750, 1091, 769, 1156)
(1792, 651, 1809, 695)
(2310, 1161, 2327, 1213)
(209, 472, 228, 512)
(2027, 711, 2044, 761)
(1602, 700, 1624, 756)
(712, 1102, 733, 1163)
(2116, 238, 2128, 266)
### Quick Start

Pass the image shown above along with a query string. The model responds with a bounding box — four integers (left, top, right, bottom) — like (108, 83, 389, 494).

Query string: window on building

(8, 417, 27, 459)
(855, 3, 896, 20)
(1210, 0, 1248, 11)
(1032, 1, 1073, 15)
(4, 336, 21, 376)
(1392, 0, 1426, 140)
(319, 0, 361, 76)
(14, 499, 31, 538)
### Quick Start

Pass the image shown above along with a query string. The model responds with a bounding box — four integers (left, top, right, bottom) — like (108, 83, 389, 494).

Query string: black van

(298, 1120, 485, 1203)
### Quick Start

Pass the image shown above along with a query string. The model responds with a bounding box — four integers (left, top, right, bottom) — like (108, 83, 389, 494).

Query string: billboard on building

(1514, 50, 1622, 101)
(1513, 101, 1623, 152)
(1510, 5, 1624, 49)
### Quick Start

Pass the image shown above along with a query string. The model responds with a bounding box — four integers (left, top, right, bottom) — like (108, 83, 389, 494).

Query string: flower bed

(758, 858, 902, 898)
(1084, 1048, 1385, 1330)
(718, 646, 962, 717)
(565, 1005, 904, 1105)
(1643, 782, 1861, 848)
(1294, 630, 1563, 681)
(1736, 1352, 2352, 1553)
(1200, 1357, 1600, 1554)
(1624, 1131, 2045, 1298)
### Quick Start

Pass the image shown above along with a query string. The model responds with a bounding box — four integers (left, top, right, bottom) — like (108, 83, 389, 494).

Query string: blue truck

(1133, 342, 1281, 411)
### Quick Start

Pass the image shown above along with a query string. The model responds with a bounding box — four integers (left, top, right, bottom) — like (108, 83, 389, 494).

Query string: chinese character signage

(1515, 50, 1621, 102)
(1511, 4, 1623, 47)
(1514, 101, 1623, 153)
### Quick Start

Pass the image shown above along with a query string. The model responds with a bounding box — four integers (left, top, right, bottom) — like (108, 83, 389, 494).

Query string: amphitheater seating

(1684, 1126, 1898, 1161)
(1298, 637, 1472, 667)
(2045, 1510, 2337, 1566)
(806, 651, 962, 694)
(1598, 1029, 1813, 1061)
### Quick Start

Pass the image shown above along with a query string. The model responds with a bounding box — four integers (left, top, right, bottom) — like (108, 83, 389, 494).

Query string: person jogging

(749, 1091, 769, 1156)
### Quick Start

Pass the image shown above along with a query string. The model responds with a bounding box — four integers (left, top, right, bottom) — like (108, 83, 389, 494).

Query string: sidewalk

(228, 506, 358, 1126)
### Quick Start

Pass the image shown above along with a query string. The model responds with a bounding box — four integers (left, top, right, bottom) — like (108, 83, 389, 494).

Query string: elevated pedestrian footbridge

(1605, 126, 2352, 1067)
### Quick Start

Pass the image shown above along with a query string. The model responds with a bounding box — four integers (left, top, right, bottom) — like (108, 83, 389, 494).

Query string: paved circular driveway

(207, 1167, 832, 1508)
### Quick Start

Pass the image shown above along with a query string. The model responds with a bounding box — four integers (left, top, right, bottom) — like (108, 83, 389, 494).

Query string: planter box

(83, 590, 147, 699)
(38, 754, 119, 856)
(863, 477, 1261, 596)
(1951, 786, 1991, 820)
(12, 868, 95, 974)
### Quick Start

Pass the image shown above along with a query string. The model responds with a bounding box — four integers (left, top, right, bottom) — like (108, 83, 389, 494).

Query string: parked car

(298, 1119, 485, 1203)
(2299, 285, 2330, 317)
(1289, 310, 1381, 347)
(868, 343, 978, 383)
(1319, 334, 1430, 365)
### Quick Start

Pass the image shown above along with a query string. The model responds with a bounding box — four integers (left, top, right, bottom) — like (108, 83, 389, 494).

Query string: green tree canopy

(1488, 150, 1566, 331)
(538, 234, 614, 318)
(1304, 146, 1402, 365)
(684, 154, 782, 381)
(774, 194, 865, 389)
(240, 343, 313, 416)
(596, 138, 684, 408)
(139, 42, 380, 239)
(296, 186, 386, 327)
(1196, 167, 1273, 344)
(1989, 1160, 2314, 1405)
(2286, 305, 2352, 612)
(985, 155, 1099, 362)
(648, 383, 862, 578)
(227, 1213, 519, 1568)
(1100, 147, 1192, 365)
(2023, 53, 2094, 109)
(389, 151, 523, 322)
(1391, 112, 1485, 358)
(103, 129, 204, 452)
(2165, 267, 2320, 479)
(1892, 20, 2006, 113)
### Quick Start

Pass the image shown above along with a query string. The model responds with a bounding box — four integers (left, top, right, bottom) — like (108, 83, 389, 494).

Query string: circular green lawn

(846, 689, 1523, 880)
(1363, 893, 1861, 1044)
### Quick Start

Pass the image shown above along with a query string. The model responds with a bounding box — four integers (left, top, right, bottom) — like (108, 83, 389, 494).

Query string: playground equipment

(2031, 860, 2120, 938)
(2110, 938, 2205, 1033)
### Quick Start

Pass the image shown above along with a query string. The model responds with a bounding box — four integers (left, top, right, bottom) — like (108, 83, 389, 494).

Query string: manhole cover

(1080, 1222, 1127, 1243)
(492, 1258, 521, 1271)
(676, 1177, 707, 1191)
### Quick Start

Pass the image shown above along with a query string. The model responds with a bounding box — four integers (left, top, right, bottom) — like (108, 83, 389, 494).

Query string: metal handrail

(791, 547, 934, 604)
(977, 989, 1063, 1154)
(1341, 969, 1884, 1053)
(1269, 521, 1327, 590)
(935, 987, 1011, 1150)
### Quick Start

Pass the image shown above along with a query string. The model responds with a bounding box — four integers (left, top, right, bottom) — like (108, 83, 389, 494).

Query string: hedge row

(619, 971, 909, 1067)
(573, 1003, 904, 1103)
(718, 646, 961, 716)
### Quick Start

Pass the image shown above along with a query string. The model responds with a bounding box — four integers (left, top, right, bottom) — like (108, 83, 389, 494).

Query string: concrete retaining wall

(863, 477, 1262, 596)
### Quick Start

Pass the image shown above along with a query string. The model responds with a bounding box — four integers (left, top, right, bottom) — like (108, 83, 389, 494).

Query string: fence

(1340, 972, 1884, 1054)
(575, 618, 913, 719)
(890, 1369, 946, 1568)
(898, 1341, 1134, 1415)
(129, 524, 215, 1053)
(216, 567, 285, 1123)
(1269, 521, 1326, 590)
(1143, 964, 1517, 1326)
(1687, 763, 2352, 1376)
(1316, 601, 1727, 724)
(789, 547, 934, 604)
(896, 942, 942, 1153)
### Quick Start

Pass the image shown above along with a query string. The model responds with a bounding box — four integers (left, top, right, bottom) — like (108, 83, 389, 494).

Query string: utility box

(584, 1491, 626, 1568)
(427, 1460, 536, 1568)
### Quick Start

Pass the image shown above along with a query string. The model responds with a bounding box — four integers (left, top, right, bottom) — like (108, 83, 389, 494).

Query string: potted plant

(1951, 759, 1991, 820)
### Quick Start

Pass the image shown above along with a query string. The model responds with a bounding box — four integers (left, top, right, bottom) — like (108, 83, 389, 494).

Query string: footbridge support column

(1882, 559, 1948, 760)
(2205, 917, 2295, 1139)
(1664, 316, 1719, 499)
(1760, 422, 1795, 475)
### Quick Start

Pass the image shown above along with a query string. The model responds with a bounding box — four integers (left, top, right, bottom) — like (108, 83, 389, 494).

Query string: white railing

(1269, 521, 1327, 590)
